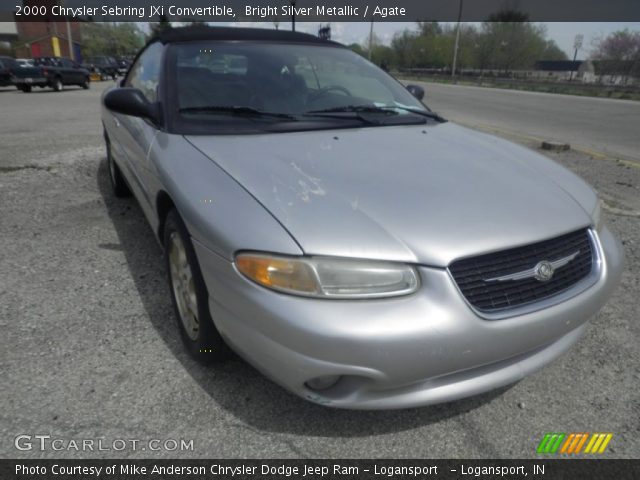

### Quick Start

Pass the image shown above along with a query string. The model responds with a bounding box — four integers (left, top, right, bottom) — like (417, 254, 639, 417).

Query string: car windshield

(171, 42, 433, 129)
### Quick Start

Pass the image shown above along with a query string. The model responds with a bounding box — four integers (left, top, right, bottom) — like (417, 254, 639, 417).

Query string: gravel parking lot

(1, 81, 639, 459)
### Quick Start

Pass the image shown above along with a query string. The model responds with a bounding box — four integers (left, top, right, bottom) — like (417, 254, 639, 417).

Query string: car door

(58, 57, 78, 83)
(68, 58, 84, 83)
(53, 57, 69, 83)
(112, 42, 164, 220)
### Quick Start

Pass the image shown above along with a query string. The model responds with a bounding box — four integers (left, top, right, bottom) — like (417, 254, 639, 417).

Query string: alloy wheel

(168, 231, 199, 341)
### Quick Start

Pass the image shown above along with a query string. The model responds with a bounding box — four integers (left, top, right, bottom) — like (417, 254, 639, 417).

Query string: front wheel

(164, 209, 229, 363)
(19, 84, 32, 93)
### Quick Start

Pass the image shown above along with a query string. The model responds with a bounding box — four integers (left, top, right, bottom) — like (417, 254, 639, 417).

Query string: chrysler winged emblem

(533, 261, 554, 281)
(484, 251, 580, 283)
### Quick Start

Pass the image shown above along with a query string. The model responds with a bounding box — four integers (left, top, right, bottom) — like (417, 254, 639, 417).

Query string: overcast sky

(217, 22, 640, 59)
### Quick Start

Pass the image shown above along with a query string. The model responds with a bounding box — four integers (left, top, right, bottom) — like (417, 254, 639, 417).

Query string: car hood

(186, 123, 594, 266)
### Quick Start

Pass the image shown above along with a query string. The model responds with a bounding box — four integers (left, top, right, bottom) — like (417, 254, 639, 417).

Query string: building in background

(14, 20, 82, 60)
(13, 0, 82, 61)
(532, 60, 585, 81)
(0, 21, 18, 43)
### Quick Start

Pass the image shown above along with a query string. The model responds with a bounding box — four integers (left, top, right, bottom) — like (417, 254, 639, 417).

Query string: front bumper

(193, 226, 623, 409)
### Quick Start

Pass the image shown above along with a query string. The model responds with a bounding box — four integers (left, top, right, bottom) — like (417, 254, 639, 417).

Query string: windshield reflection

(172, 42, 430, 123)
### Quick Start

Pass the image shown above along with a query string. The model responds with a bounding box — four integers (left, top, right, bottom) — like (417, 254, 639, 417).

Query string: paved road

(416, 82, 640, 162)
(1, 82, 638, 459)
(0, 83, 106, 171)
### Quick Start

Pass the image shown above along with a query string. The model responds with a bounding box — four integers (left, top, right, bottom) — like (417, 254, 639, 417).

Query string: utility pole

(569, 34, 583, 82)
(451, 0, 464, 79)
(50, 17, 61, 57)
(59, 0, 74, 60)
(66, 20, 73, 60)
(368, 20, 374, 61)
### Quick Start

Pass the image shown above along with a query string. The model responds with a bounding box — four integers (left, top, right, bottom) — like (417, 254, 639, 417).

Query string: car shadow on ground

(18, 87, 88, 94)
(97, 158, 513, 437)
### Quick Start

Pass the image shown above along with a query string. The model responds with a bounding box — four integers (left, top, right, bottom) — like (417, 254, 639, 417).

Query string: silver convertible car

(102, 26, 623, 409)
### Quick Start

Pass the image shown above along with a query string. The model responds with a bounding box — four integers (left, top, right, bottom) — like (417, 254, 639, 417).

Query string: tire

(164, 209, 229, 363)
(81, 77, 90, 89)
(19, 84, 32, 93)
(100, 72, 108, 81)
(105, 133, 131, 198)
(52, 77, 62, 92)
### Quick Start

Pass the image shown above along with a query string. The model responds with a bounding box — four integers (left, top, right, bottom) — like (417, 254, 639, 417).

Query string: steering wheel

(308, 85, 352, 103)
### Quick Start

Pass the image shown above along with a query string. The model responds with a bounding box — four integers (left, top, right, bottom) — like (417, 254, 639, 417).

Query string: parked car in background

(83, 56, 119, 80)
(0, 56, 18, 87)
(15, 58, 34, 68)
(101, 26, 623, 409)
(12, 56, 90, 92)
(115, 57, 132, 76)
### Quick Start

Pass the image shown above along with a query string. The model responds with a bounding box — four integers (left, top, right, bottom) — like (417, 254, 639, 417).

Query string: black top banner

(3, 459, 640, 480)
(3, 0, 640, 22)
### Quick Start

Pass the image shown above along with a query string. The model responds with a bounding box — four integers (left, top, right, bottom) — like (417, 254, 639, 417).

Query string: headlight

(235, 253, 419, 299)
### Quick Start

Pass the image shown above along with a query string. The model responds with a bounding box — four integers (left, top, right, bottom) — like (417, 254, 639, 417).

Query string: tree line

(80, 23, 145, 58)
(350, 21, 639, 79)
(590, 29, 640, 79)
(75, 21, 639, 80)
(351, 20, 568, 72)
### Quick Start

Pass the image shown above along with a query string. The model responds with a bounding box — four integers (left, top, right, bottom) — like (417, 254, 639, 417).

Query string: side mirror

(406, 84, 425, 100)
(104, 88, 159, 124)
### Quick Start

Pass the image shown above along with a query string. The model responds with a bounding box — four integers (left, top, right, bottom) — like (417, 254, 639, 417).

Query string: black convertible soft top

(153, 25, 344, 47)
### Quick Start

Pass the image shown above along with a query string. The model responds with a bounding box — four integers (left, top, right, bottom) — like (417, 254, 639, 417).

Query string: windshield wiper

(303, 105, 399, 125)
(304, 105, 444, 123)
(305, 105, 399, 115)
(178, 105, 298, 121)
(376, 105, 446, 122)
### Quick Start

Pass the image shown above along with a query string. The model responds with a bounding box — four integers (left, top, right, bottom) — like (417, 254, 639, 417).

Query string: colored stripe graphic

(560, 433, 583, 454)
(598, 434, 613, 453)
(539, 433, 613, 454)
(549, 434, 565, 453)
(585, 433, 614, 454)
(560, 434, 575, 454)
(584, 434, 598, 453)
(537, 433, 565, 454)
(573, 433, 589, 453)
(537, 434, 553, 454)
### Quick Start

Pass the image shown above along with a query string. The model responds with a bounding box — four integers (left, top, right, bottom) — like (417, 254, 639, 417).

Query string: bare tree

(591, 29, 640, 83)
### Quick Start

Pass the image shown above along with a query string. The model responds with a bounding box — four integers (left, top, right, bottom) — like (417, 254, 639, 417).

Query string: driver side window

(126, 42, 163, 103)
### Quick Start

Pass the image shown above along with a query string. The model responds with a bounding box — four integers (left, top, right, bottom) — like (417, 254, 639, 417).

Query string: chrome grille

(449, 229, 594, 313)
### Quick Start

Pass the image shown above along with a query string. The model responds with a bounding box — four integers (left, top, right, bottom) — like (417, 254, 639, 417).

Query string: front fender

(149, 133, 303, 260)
